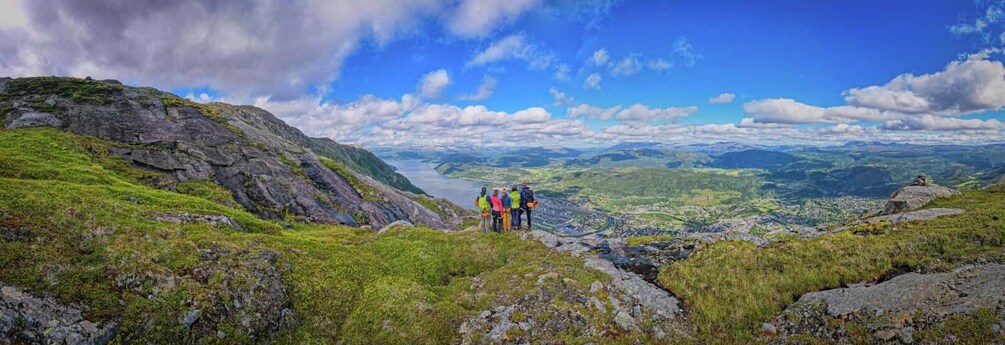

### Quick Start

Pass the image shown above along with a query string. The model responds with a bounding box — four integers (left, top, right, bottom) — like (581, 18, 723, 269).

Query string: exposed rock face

(0, 284, 116, 344)
(882, 184, 959, 215)
(802, 264, 1005, 317)
(0, 77, 455, 230)
(771, 264, 1005, 344)
(529, 231, 683, 320)
(829, 208, 966, 234)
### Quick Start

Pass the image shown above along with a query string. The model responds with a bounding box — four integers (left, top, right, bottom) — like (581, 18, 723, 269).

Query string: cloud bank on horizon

(1, 0, 1005, 148)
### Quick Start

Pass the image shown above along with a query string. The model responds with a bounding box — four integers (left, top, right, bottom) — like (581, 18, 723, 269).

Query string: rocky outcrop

(0, 77, 456, 230)
(111, 248, 297, 342)
(0, 284, 116, 344)
(457, 232, 685, 344)
(153, 213, 243, 230)
(529, 231, 683, 322)
(682, 232, 769, 247)
(769, 264, 1005, 344)
(882, 184, 959, 215)
(828, 208, 965, 234)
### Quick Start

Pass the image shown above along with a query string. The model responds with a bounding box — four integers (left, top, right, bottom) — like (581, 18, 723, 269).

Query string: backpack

(525, 189, 535, 203)
(475, 194, 490, 212)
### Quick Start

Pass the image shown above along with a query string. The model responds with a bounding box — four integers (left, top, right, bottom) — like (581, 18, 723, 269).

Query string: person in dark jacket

(519, 182, 534, 230)
(500, 188, 512, 232)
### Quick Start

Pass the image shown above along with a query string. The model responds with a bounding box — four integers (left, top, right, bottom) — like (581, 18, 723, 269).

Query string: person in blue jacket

(519, 182, 534, 230)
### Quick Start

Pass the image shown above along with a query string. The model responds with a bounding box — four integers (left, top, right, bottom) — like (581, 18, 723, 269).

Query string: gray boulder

(772, 264, 1005, 343)
(798, 264, 1005, 318)
(882, 184, 959, 215)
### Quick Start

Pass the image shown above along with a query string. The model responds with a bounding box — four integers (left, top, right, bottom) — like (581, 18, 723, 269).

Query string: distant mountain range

(395, 140, 1005, 200)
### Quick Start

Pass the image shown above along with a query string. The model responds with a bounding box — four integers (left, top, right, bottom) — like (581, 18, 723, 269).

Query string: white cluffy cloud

(949, 1, 1004, 43)
(610, 56, 642, 77)
(742, 98, 892, 124)
(843, 53, 1005, 116)
(418, 69, 451, 99)
(550, 87, 575, 106)
(585, 38, 699, 81)
(709, 93, 736, 104)
(568, 104, 620, 120)
(584, 73, 603, 89)
(646, 59, 672, 71)
(254, 94, 597, 149)
(0, 0, 545, 99)
(615, 104, 697, 125)
(881, 115, 1004, 131)
(590, 49, 609, 66)
(445, 0, 541, 37)
(458, 76, 497, 101)
(743, 53, 1005, 131)
(239, 90, 1004, 149)
(568, 103, 696, 125)
(467, 34, 556, 70)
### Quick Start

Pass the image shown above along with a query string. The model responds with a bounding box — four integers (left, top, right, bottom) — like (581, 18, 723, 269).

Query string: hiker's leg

(526, 208, 532, 229)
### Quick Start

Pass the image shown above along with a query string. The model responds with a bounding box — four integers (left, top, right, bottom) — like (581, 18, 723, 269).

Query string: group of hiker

(475, 182, 537, 233)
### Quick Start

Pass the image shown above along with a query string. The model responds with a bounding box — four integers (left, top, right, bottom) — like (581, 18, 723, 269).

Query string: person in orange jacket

(500, 187, 512, 232)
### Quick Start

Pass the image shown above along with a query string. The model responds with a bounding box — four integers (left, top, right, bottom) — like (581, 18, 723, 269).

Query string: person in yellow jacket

(509, 186, 522, 230)
(473, 186, 491, 232)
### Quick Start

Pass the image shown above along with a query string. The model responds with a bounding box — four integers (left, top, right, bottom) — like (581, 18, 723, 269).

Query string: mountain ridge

(0, 76, 459, 230)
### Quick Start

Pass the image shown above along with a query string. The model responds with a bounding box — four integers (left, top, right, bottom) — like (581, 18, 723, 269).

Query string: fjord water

(386, 160, 484, 210)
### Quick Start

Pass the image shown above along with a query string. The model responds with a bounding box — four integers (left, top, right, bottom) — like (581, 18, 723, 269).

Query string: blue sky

(330, 1, 968, 112)
(2, 0, 1005, 148)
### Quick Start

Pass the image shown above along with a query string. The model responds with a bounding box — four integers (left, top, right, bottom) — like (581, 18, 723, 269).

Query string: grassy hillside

(658, 188, 1005, 342)
(0, 128, 635, 343)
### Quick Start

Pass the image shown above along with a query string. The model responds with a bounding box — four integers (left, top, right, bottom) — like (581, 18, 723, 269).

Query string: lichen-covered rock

(154, 213, 243, 230)
(0, 284, 117, 344)
(829, 208, 965, 233)
(882, 185, 959, 215)
(770, 264, 1005, 344)
(529, 230, 684, 321)
(4, 109, 63, 128)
